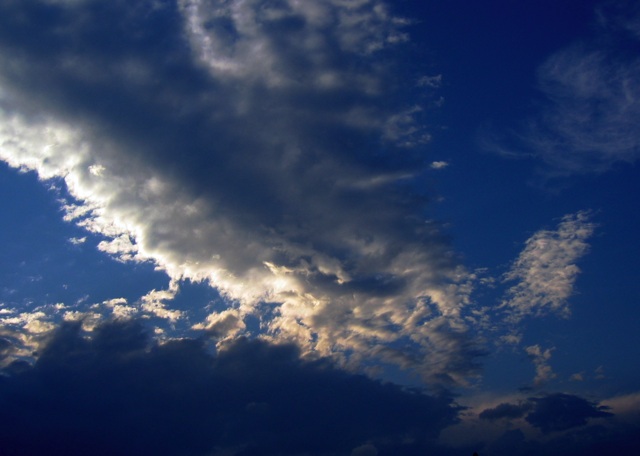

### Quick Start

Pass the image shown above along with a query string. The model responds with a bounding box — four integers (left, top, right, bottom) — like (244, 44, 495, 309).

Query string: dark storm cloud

(0, 0, 478, 384)
(0, 320, 461, 456)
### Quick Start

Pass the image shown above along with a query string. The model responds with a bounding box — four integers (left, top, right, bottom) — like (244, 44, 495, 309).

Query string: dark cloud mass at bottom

(2, 321, 638, 456)
(0, 320, 460, 456)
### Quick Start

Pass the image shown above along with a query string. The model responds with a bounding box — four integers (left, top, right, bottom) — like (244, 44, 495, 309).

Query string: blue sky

(1, 1, 639, 454)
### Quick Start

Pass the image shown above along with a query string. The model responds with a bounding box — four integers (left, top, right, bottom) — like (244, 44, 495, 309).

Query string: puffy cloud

(0, 320, 460, 456)
(501, 211, 595, 322)
(0, 0, 478, 385)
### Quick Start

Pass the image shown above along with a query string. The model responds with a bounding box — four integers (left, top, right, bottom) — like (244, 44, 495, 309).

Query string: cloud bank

(0, 0, 478, 384)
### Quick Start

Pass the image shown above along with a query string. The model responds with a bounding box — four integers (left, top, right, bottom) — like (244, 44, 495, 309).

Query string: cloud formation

(0, 0, 477, 384)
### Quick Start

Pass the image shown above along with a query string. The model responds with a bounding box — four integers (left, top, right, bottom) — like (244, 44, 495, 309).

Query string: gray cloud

(0, 0, 478, 385)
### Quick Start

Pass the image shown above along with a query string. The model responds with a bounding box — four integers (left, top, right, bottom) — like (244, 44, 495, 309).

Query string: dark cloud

(479, 392, 613, 433)
(0, 320, 461, 456)
(525, 393, 613, 433)
(474, 394, 640, 456)
(479, 401, 532, 421)
(483, 424, 640, 456)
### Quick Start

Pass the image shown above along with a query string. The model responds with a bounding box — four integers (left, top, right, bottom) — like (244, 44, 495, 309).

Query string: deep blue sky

(1, 1, 639, 454)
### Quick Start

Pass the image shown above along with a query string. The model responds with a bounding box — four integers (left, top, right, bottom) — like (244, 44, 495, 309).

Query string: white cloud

(0, 0, 478, 385)
(140, 281, 183, 323)
(430, 161, 449, 170)
(501, 211, 595, 322)
(69, 236, 87, 245)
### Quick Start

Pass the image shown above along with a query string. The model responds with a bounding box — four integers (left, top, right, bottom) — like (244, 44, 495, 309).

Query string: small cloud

(570, 372, 585, 382)
(525, 344, 556, 387)
(430, 161, 449, 170)
(501, 211, 595, 322)
(140, 281, 183, 322)
(69, 236, 86, 245)
(351, 443, 378, 456)
(417, 74, 442, 88)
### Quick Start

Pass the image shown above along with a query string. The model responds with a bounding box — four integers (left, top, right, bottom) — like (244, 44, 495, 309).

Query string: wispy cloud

(531, 44, 640, 175)
(0, 0, 474, 385)
(486, 3, 640, 177)
(501, 211, 595, 322)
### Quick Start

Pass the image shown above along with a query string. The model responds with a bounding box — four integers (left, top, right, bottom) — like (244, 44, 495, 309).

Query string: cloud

(479, 401, 532, 421)
(0, 320, 461, 456)
(490, 2, 640, 176)
(442, 389, 639, 456)
(477, 392, 613, 434)
(524, 344, 556, 387)
(0, 0, 480, 385)
(501, 211, 595, 322)
(525, 393, 613, 433)
(430, 160, 449, 170)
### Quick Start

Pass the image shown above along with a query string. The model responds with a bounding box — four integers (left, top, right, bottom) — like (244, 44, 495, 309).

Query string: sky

(0, 0, 639, 455)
